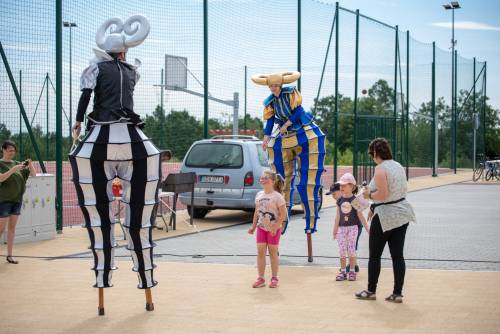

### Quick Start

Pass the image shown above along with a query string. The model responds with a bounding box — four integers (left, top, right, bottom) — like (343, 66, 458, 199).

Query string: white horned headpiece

(95, 15, 150, 53)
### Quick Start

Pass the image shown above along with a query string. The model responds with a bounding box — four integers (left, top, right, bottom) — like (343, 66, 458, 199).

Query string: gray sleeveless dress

(368, 160, 416, 232)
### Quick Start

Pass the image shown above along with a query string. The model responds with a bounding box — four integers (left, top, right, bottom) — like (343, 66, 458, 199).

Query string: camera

(22, 160, 29, 167)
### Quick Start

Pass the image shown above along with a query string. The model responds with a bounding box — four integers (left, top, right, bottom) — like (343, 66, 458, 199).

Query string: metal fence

(0, 0, 487, 229)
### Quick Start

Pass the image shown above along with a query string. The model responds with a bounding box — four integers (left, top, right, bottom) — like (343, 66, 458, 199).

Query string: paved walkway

(106, 183, 499, 271)
(6, 169, 474, 259)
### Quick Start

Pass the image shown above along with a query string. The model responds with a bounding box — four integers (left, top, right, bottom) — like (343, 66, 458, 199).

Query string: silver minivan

(178, 135, 323, 218)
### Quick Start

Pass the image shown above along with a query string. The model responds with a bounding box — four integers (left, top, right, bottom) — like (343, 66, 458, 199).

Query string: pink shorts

(256, 227, 281, 245)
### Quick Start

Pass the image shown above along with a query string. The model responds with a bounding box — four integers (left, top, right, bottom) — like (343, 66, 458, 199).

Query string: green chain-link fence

(0, 0, 489, 228)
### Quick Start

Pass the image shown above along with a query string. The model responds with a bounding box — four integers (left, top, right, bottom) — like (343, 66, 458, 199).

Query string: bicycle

(473, 155, 485, 181)
(473, 155, 500, 182)
(485, 159, 500, 181)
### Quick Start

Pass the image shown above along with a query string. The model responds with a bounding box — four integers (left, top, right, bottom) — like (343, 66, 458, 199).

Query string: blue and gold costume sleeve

(263, 104, 275, 136)
(264, 116, 275, 136)
(288, 88, 305, 123)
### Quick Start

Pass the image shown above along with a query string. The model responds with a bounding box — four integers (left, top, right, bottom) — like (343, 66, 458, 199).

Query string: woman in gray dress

(355, 138, 416, 303)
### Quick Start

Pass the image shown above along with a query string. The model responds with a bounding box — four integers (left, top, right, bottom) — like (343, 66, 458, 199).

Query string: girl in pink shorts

(248, 169, 287, 288)
(333, 173, 370, 281)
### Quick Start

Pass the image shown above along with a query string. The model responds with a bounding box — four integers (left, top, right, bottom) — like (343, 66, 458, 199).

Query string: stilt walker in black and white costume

(69, 15, 159, 315)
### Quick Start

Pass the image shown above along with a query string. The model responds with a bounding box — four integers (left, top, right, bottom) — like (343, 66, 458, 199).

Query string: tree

(0, 123, 12, 145)
(143, 105, 167, 150)
(143, 108, 203, 160)
(238, 114, 263, 134)
(312, 94, 354, 154)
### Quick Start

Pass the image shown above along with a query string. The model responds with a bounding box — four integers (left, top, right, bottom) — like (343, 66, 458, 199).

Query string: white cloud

(431, 21, 500, 31)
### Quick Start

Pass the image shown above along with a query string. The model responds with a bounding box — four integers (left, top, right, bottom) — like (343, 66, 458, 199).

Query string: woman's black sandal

(6, 256, 18, 264)
(385, 293, 403, 304)
(385, 294, 403, 303)
(355, 290, 376, 300)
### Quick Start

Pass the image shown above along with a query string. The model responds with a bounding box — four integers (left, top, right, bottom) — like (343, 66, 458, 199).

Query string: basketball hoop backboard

(165, 54, 188, 90)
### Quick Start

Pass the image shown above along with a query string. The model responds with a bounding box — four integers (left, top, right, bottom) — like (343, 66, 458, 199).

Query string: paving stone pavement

(111, 184, 500, 271)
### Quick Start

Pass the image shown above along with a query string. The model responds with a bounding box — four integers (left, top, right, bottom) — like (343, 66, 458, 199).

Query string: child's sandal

(385, 294, 403, 303)
(269, 277, 279, 288)
(252, 277, 265, 288)
(6, 256, 18, 264)
(335, 272, 347, 281)
(355, 290, 376, 300)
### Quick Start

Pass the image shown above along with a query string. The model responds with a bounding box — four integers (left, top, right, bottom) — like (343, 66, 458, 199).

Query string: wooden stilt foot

(98, 288, 105, 316)
(145, 288, 154, 311)
(307, 233, 313, 262)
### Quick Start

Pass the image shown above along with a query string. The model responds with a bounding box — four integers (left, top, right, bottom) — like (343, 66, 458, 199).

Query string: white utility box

(2, 174, 56, 244)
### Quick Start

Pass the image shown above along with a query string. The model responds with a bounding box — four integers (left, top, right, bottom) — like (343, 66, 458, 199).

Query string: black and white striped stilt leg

(69, 122, 161, 291)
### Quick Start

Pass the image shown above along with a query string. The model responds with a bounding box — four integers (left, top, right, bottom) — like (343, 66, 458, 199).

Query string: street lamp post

(443, 1, 460, 173)
(63, 21, 77, 133)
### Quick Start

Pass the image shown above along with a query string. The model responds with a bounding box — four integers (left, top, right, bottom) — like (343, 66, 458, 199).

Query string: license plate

(199, 175, 224, 184)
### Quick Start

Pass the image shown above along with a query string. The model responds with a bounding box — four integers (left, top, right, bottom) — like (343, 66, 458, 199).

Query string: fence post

(203, 0, 208, 139)
(297, 0, 301, 91)
(233, 92, 239, 135)
(244, 65, 247, 131)
(432, 42, 437, 177)
(405, 30, 409, 179)
(482, 62, 486, 158)
(453, 50, 457, 173)
(160, 68, 164, 113)
(473, 57, 476, 171)
(19, 70, 23, 158)
(46, 73, 49, 160)
(353, 9, 360, 180)
(333, 2, 339, 182)
(56, 0, 63, 232)
(393, 26, 398, 156)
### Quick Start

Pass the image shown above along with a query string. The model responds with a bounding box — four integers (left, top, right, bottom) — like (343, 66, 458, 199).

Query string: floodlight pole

(203, 0, 209, 138)
(63, 21, 77, 135)
(443, 2, 460, 172)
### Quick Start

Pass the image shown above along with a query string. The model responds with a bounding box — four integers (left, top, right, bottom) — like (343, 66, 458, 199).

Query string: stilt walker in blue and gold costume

(252, 72, 325, 260)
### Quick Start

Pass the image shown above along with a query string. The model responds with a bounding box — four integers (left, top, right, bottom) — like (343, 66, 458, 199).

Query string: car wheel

(187, 206, 209, 219)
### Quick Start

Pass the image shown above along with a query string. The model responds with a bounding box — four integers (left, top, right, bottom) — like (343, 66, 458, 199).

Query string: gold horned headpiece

(251, 71, 301, 86)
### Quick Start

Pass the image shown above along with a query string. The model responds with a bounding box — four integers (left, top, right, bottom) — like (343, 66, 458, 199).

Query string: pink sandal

(269, 277, 279, 288)
(348, 271, 357, 281)
(336, 272, 347, 281)
(252, 277, 265, 288)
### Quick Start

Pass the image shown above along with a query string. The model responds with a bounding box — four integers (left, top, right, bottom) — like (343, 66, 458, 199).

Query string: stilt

(307, 232, 313, 262)
(98, 288, 105, 316)
(145, 288, 154, 311)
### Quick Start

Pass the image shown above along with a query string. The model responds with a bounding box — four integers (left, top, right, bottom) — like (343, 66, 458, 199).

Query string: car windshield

(185, 143, 243, 168)
(256, 144, 269, 167)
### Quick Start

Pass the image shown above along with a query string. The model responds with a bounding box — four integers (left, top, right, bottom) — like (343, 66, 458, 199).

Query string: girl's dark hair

(1, 140, 17, 151)
(368, 137, 393, 160)
(352, 185, 359, 195)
